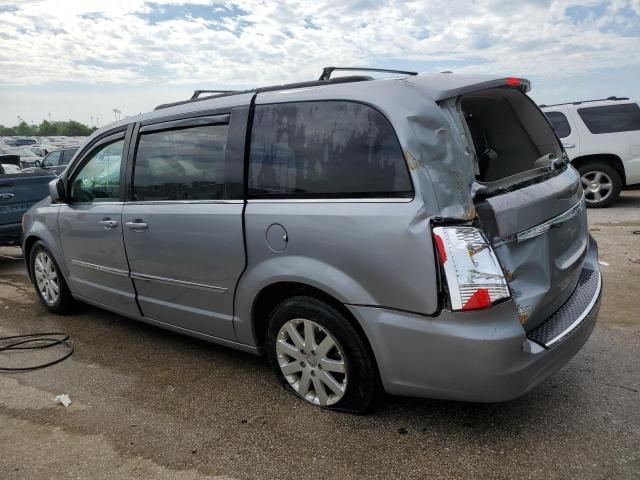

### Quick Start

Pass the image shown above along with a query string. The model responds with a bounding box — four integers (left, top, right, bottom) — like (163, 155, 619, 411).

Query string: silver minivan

(23, 69, 602, 412)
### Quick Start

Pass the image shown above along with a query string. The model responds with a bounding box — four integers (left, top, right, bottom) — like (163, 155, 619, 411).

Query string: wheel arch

(571, 154, 626, 186)
(23, 233, 70, 285)
(250, 281, 380, 378)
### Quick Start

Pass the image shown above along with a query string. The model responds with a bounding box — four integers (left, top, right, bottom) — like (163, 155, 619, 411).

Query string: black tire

(29, 241, 75, 314)
(266, 296, 378, 413)
(577, 161, 623, 208)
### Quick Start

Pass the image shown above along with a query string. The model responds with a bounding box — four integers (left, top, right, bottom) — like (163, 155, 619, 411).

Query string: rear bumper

(347, 252, 602, 403)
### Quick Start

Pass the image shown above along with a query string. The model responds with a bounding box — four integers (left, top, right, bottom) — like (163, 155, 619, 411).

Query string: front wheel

(577, 162, 622, 208)
(30, 241, 74, 314)
(266, 296, 378, 413)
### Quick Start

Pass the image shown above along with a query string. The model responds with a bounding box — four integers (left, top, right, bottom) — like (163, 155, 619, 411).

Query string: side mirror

(48, 178, 66, 203)
(34, 160, 42, 168)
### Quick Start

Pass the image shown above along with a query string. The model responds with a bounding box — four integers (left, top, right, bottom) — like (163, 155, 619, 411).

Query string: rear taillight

(432, 226, 510, 311)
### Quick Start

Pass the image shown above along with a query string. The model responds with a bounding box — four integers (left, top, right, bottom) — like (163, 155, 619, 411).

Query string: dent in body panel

(404, 106, 476, 220)
(481, 170, 588, 329)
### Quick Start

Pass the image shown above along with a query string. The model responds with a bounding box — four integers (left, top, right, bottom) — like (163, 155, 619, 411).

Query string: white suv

(541, 97, 640, 207)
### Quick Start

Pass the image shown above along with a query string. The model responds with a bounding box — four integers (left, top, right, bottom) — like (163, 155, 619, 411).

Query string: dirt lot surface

(1, 191, 639, 480)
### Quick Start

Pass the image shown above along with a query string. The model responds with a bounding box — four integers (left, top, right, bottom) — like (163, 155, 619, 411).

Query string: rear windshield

(248, 101, 412, 198)
(578, 103, 640, 134)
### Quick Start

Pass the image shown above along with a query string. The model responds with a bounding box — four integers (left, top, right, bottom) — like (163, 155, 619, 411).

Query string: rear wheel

(266, 296, 377, 413)
(577, 162, 622, 208)
(29, 242, 74, 314)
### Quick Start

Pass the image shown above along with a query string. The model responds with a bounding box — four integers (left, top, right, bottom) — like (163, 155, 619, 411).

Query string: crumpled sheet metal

(399, 98, 476, 220)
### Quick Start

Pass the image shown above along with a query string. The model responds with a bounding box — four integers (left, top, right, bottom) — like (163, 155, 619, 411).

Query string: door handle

(0, 193, 15, 200)
(99, 219, 118, 229)
(125, 220, 148, 231)
(562, 143, 576, 149)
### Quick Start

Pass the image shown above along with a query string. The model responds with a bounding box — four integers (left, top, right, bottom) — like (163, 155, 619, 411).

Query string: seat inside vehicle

(460, 88, 562, 182)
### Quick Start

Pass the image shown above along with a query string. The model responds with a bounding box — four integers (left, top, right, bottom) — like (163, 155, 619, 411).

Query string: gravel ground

(1, 190, 639, 480)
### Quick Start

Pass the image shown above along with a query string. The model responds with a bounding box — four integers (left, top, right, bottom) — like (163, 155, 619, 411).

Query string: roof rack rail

(190, 89, 239, 100)
(319, 66, 418, 80)
(540, 96, 630, 108)
(154, 75, 374, 111)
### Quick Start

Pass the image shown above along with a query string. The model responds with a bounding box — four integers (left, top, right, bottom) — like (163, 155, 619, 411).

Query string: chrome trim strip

(247, 197, 413, 204)
(517, 195, 585, 242)
(545, 270, 602, 347)
(66, 202, 125, 206)
(71, 260, 129, 277)
(130, 272, 227, 293)
(126, 200, 243, 205)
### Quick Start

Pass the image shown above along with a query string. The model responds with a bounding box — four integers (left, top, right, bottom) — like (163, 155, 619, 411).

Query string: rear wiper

(550, 152, 570, 170)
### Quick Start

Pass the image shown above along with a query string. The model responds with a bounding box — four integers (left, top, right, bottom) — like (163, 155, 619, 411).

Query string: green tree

(15, 121, 35, 136)
(60, 120, 94, 136)
(0, 119, 98, 137)
(38, 120, 57, 136)
(0, 125, 17, 135)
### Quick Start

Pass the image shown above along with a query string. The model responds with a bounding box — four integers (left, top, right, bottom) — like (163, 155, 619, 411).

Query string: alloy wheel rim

(581, 170, 612, 204)
(276, 318, 347, 406)
(34, 251, 59, 305)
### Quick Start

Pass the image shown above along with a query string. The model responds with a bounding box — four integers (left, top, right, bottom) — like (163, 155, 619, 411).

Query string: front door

(122, 115, 245, 340)
(58, 131, 139, 316)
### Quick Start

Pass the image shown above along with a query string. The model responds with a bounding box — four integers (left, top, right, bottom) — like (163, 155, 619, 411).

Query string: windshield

(1, 164, 21, 174)
(9, 147, 37, 157)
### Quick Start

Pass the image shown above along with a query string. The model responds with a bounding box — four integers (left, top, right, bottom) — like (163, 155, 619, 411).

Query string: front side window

(132, 124, 228, 201)
(545, 111, 571, 138)
(248, 101, 413, 198)
(578, 103, 640, 134)
(43, 151, 62, 167)
(70, 139, 124, 202)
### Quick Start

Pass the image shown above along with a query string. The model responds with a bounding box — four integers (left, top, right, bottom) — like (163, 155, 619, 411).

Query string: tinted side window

(61, 148, 78, 164)
(578, 103, 640, 134)
(70, 140, 124, 203)
(43, 151, 61, 167)
(545, 111, 571, 138)
(133, 124, 228, 201)
(248, 101, 412, 198)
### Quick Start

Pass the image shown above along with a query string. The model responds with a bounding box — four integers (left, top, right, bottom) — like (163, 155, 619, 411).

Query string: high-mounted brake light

(505, 77, 522, 86)
(432, 226, 510, 311)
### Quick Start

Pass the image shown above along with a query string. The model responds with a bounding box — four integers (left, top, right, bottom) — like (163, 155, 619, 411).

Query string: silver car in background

(23, 69, 602, 412)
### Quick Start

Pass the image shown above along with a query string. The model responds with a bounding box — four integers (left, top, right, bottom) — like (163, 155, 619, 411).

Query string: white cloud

(0, 0, 639, 124)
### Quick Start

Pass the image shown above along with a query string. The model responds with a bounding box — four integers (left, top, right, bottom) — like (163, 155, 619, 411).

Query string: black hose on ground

(0, 333, 73, 372)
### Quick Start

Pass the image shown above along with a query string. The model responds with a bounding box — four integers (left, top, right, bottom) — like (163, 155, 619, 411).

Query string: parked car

(21, 147, 79, 176)
(1, 166, 56, 246)
(22, 69, 602, 412)
(0, 163, 22, 174)
(4, 146, 42, 168)
(541, 97, 640, 207)
(3, 138, 37, 147)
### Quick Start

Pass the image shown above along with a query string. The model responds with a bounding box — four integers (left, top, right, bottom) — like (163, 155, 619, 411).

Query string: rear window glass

(248, 101, 412, 198)
(545, 111, 571, 138)
(133, 124, 228, 201)
(577, 103, 640, 134)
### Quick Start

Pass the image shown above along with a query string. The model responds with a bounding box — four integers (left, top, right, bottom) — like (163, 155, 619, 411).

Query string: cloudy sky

(1, 0, 639, 127)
